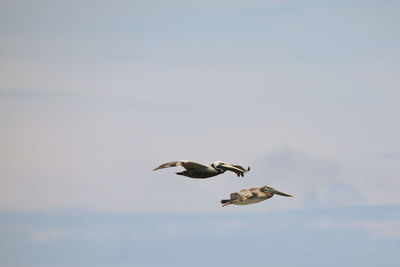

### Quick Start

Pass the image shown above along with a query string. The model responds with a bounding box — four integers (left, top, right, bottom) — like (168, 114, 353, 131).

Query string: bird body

(221, 186, 293, 207)
(153, 160, 250, 179)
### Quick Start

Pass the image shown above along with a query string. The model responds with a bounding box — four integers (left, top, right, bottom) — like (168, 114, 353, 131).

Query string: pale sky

(1, 0, 400, 266)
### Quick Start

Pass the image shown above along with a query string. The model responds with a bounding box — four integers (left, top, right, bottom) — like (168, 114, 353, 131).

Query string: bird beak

(273, 190, 293, 197)
(218, 163, 247, 173)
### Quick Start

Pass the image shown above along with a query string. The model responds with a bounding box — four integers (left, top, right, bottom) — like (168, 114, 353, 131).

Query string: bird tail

(221, 199, 233, 207)
(221, 192, 241, 206)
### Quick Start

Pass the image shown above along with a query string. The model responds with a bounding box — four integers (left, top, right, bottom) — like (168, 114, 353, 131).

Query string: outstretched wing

(153, 160, 209, 171)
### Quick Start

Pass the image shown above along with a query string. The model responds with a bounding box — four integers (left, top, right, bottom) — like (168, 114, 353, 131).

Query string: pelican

(221, 185, 293, 206)
(153, 160, 250, 179)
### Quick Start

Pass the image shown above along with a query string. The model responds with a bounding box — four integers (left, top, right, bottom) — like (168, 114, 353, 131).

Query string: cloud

(1, 0, 400, 214)
(253, 148, 341, 185)
(322, 183, 367, 207)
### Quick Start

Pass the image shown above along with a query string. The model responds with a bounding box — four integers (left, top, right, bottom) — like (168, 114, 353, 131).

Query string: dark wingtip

(247, 166, 250, 172)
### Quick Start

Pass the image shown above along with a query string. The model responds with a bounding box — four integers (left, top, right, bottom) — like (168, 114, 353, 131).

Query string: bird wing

(218, 163, 250, 177)
(221, 190, 254, 207)
(153, 160, 209, 171)
(180, 161, 210, 170)
(239, 189, 255, 200)
(230, 192, 240, 199)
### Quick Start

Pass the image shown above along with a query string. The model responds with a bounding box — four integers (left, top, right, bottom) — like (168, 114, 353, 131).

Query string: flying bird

(221, 185, 293, 207)
(153, 160, 250, 179)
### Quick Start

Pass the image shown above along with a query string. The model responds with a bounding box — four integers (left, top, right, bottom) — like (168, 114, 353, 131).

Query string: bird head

(211, 161, 227, 172)
(260, 186, 293, 197)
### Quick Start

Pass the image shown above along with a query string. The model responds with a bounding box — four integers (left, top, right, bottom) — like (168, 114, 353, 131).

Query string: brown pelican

(221, 186, 293, 206)
(153, 160, 250, 179)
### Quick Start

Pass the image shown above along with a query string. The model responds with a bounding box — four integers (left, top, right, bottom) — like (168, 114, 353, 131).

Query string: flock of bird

(153, 160, 293, 207)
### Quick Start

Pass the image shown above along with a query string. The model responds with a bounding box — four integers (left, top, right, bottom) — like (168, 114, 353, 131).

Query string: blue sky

(1, 0, 400, 266)
(1, 206, 400, 267)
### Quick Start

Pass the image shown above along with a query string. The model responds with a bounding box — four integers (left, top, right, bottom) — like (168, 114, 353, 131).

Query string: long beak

(219, 163, 247, 173)
(273, 190, 293, 197)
